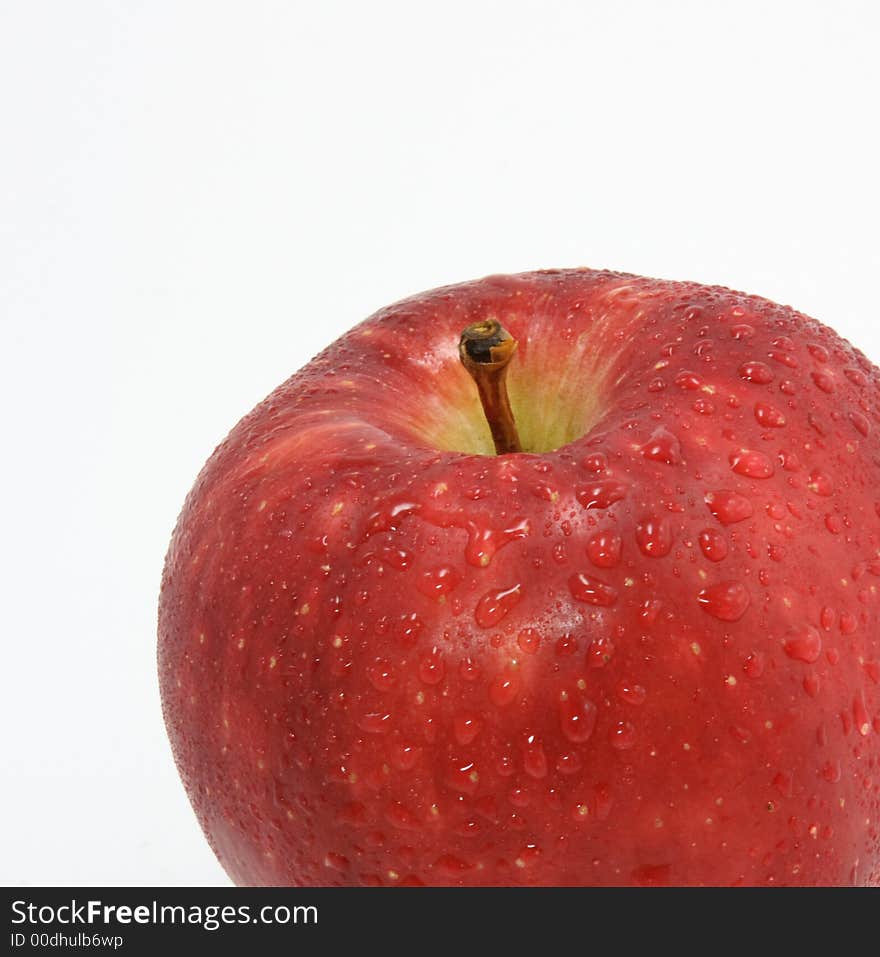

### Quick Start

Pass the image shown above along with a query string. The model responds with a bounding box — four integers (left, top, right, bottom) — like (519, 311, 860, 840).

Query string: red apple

(159, 269, 880, 886)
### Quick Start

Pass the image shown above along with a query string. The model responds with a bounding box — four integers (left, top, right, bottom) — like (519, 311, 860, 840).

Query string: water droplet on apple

(447, 759, 480, 795)
(743, 651, 765, 678)
(849, 411, 870, 436)
(853, 692, 871, 736)
(523, 735, 548, 778)
(508, 786, 530, 808)
(514, 844, 542, 870)
(635, 515, 673, 557)
(357, 711, 393, 734)
(730, 449, 775, 479)
(556, 751, 582, 775)
(419, 646, 446, 685)
(453, 713, 482, 745)
(705, 490, 754, 525)
(458, 656, 480, 682)
(640, 427, 683, 465)
(640, 598, 662, 625)
(587, 636, 615, 668)
(770, 336, 794, 352)
(362, 545, 413, 570)
(324, 851, 350, 872)
(609, 720, 637, 750)
(581, 452, 608, 473)
(755, 402, 787, 428)
(475, 584, 522, 628)
(532, 482, 558, 502)
(777, 449, 801, 472)
(616, 681, 647, 705)
(845, 367, 868, 386)
(559, 695, 598, 743)
(807, 470, 834, 497)
(489, 668, 521, 707)
(363, 500, 420, 538)
(811, 370, 835, 393)
(396, 612, 423, 647)
(416, 566, 460, 600)
(674, 370, 702, 391)
(768, 348, 798, 368)
(517, 628, 541, 655)
(390, 741, 419, 771)
(738, 361, 774, 384)
(586, 531, 623, 568)
(576, 481, 628, 509)
(697, 580, 750, 621)
(698, 527, 729, 562)
(568, 572, 618, 606)
(464, 517, 530, 568)
(783, 625, 822, 663)
(367, 657, 397, 691)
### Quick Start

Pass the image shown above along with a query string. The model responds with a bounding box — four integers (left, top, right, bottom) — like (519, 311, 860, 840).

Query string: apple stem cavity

(459, 319, 523, 455)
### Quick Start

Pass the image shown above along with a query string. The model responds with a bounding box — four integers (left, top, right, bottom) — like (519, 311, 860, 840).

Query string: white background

(2, 1, 878, 886)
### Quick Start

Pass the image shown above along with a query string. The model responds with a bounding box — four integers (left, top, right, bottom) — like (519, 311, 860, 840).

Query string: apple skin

(159, 269, 880, 886)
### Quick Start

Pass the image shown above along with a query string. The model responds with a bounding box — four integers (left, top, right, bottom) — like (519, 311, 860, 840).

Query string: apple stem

(459, 319, 523, 455)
